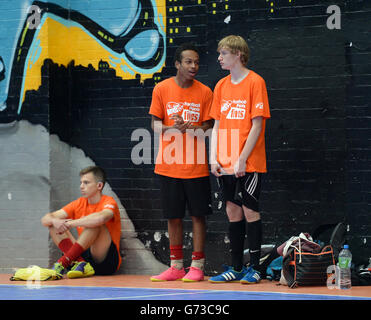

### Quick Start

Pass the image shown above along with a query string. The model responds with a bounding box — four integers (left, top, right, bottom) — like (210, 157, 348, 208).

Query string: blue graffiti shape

(1, 0, 165, 115)
(0, 57, 5, 82)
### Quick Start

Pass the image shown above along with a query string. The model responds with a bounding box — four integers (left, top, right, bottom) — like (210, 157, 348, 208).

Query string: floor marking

(0, 284, 370, 300)
(93, 290, 207, 300)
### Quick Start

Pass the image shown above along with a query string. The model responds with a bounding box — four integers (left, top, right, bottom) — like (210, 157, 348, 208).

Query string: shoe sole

(240, 280, 260, 284)
(150, 277, 184, 282)
(182, 278, 204, 282)
(208, 280, 241, 283)
(67, 271, 95, 279)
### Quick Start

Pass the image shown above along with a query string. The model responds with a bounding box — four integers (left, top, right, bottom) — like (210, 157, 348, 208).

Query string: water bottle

(338, 244, 352, 289)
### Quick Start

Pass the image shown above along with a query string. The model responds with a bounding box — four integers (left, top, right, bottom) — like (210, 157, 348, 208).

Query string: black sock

(229, 220, 246, 272)
(247, 219, 262, 268)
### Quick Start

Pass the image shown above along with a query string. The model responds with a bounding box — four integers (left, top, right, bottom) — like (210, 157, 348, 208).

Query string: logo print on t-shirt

(167, 102, 183, 116)
(255, 102, 264, 110)
(181, 109, 200, 122)
(166, 101, 201, 123)
(221, 100, 232, 114)
(221, 99, 246, 120)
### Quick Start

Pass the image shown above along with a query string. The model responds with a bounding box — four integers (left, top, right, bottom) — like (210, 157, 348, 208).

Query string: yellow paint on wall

(21, 0, 166, 105)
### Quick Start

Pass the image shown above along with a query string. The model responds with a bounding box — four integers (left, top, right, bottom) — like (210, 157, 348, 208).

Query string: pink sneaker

(182, 267, 204, 282)
(150, 266, 186, 282)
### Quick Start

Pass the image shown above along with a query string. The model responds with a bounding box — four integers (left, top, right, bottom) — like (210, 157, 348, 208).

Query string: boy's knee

(168, 218, 182, 225)
(226, 201, 244, 222)
(191, 216, 205, 224)
(243, 207, 260, 222)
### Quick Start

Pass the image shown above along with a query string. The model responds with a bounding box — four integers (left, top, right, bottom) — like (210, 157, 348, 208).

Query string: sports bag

(281, 244, 335, 288)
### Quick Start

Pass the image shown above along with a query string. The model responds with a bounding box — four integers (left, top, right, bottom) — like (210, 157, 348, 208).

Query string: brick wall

(0, 0, 370, 274)
(343, 3, 371, 258)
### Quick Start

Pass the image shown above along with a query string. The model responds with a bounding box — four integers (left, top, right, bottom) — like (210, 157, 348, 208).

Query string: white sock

(191, 258, 205, 271)
(171, 259, 184, 270)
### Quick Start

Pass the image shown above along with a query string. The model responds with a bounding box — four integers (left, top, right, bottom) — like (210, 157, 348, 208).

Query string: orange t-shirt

(149, 77, 213, 178)
(209, 71, 271, 173)
(62, 195, 122, 270)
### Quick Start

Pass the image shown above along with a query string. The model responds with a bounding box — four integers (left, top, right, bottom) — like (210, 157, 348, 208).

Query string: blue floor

(0, 284, 369, 300)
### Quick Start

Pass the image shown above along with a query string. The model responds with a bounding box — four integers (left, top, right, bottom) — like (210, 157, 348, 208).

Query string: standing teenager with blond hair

(209, 35, 271, 284)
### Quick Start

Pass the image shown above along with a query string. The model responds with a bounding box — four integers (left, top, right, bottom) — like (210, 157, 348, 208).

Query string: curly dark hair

(174, 42, 199, 64)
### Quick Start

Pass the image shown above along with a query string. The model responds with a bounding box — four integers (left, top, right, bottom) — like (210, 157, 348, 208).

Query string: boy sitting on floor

(41, 166, 122, 279)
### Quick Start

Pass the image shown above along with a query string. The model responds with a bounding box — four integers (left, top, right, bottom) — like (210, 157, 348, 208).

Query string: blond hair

(217, 35, 250, 66)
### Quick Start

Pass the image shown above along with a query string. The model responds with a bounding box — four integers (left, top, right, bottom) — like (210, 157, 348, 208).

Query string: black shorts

(218, 173, 262, 212)
(158, 175, 213, 219)
(81, 241, 119, 275)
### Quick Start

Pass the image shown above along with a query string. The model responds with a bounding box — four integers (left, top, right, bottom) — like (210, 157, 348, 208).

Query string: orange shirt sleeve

(209, 79, 223, 120)
(149, 84, 164, 120)
(201, 88, 213, 122)
(250, 77, 270, 119)
(62, 199, 79, 220)
(101, 197, 119, 213)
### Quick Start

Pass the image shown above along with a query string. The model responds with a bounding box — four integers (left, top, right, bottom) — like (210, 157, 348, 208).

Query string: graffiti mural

(1, 0, 369, 274)
(0, 0, 168, 273)
(0, 0, 166, 115)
